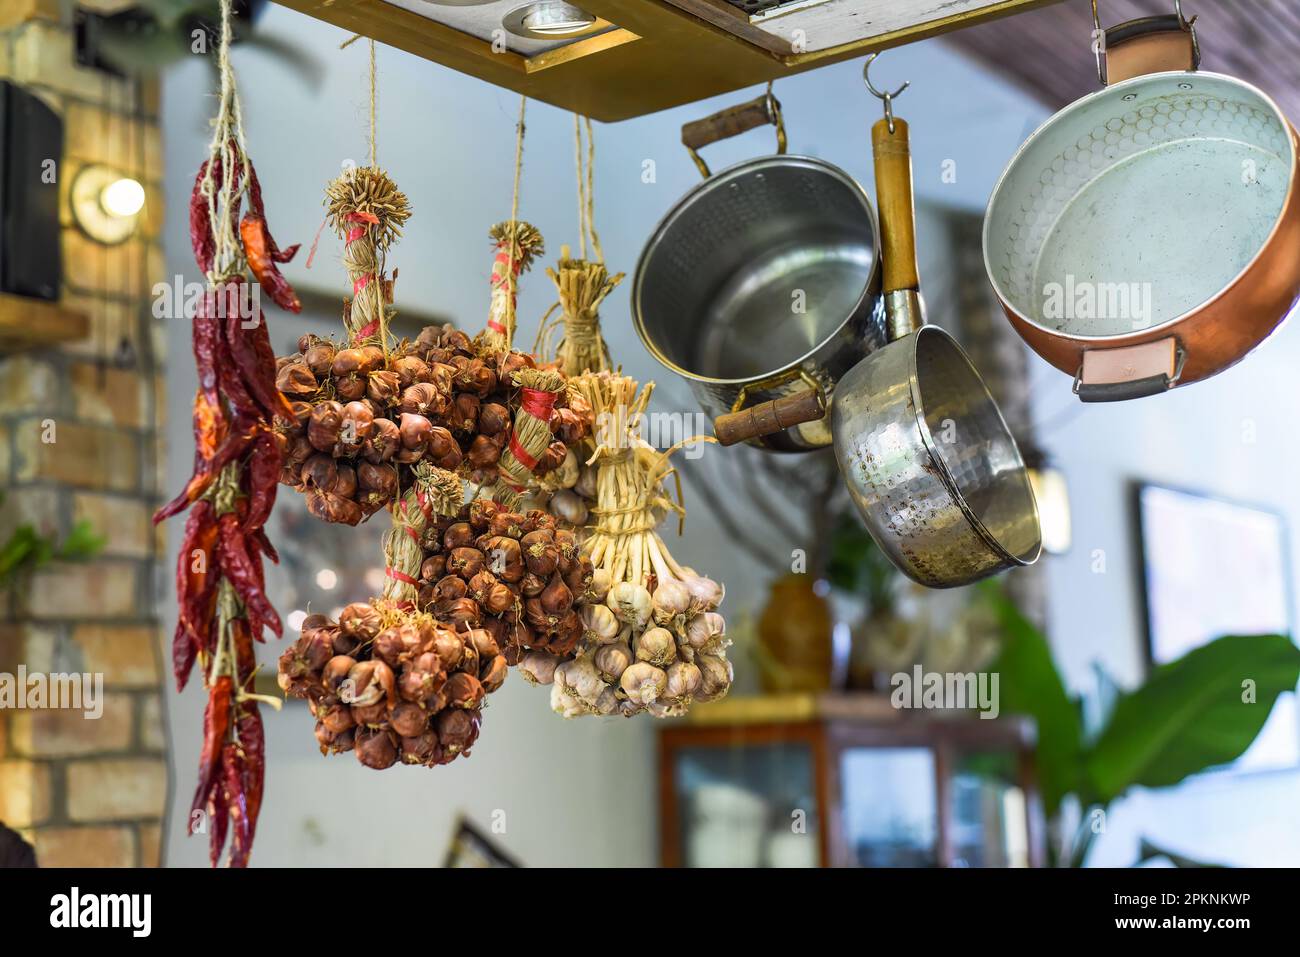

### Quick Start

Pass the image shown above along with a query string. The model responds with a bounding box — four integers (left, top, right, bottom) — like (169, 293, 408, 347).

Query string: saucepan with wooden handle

(824, 57, 1042, 587)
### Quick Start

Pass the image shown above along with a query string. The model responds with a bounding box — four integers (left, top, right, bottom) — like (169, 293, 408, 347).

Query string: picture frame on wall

(1134, 482, 1300, 773)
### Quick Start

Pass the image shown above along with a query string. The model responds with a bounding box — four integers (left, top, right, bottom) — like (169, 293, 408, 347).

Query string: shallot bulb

(634, 626, 677, 668)
(619, 662, 667, 705)
(607, 582, 652, 632)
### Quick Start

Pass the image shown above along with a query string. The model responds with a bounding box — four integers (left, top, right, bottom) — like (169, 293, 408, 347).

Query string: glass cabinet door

(947, 750, 1029, 868)
(673, 744, 819, 868)
(838, 747, 938, 867)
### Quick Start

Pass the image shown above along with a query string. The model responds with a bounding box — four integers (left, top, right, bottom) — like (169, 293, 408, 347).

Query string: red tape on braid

(505, 429, 538, 471)
(385, 568, 419, 587)
(519, 387, 558, 422)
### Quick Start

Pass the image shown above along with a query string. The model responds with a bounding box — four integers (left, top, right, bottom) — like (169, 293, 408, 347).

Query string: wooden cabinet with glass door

(657, 693, 1044, 867)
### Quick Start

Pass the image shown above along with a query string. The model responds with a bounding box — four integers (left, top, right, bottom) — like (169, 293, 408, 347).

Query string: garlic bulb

(594, 687, 620, 716)
(681, 573, 724, 613)
(550, 683, 587, 718)
(647, 699, 688, 719)
(651, 579, 691, 626)
(664, 660, 702, 701)
(580, 602, 621, 643)
(554, 448, 580, 489)
(683, 612, 727, 655)
(556, 656, 604, 702)
(587, 567, 612, 603)
(620, 662, 667, 705)
(607, 582, 652, 631)
(549, 488, 588, 526)
(593, 641, 633, 683)
(696, 653, 733, 702)
(634, 626, 677, 667)
(519, 651, 560, 686)
(574, 464, 598, 500)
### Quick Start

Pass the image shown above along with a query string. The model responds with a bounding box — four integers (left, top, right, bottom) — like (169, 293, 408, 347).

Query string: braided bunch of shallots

(278, 599, 501, 769)
(273, 324, 592, 524)
(415, 498, 599, 661)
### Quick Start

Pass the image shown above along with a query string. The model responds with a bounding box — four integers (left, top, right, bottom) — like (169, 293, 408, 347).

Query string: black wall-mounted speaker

(0, 80, 63, 301)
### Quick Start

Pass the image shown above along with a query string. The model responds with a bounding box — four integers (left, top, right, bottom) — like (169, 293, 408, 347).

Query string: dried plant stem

(484, 221, 543, 353)
(381, 463, 463, 606)
(490, 367, 564, 508)
(541, 245, 624, 376)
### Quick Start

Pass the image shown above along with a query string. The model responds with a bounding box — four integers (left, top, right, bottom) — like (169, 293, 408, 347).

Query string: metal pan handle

(1074, 338, 1185, 402)
(681, 85, 786, 178)
(1092, 0, 1200, 86)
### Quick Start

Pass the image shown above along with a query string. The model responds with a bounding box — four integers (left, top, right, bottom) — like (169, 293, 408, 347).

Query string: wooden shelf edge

(0, 293, 90, 354)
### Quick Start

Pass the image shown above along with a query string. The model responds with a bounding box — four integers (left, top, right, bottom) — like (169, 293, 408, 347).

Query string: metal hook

(863, 52, 909, 134)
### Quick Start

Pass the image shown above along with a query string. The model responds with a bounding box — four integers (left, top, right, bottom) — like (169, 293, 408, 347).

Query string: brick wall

(0, 0, 168, 867)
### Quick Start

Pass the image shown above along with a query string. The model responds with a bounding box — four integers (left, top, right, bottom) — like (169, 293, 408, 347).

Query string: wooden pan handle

(714, 389, 826, 447)
(681, 91, 785, 177)
(682, 96, 773, 150)
(871, 117, 919, 295)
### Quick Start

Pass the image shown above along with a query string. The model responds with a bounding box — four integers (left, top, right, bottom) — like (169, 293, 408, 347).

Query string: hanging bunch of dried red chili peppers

(153, 0, 299, 868)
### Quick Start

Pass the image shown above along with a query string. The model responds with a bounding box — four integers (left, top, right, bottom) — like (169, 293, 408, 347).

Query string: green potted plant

(984, 585, 1300, 866)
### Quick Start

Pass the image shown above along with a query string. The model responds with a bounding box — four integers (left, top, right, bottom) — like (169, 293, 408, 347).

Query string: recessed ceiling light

(503, 2, 599, 40)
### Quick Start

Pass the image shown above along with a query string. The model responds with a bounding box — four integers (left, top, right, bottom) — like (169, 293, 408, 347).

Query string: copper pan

(983, 1, 1300, 401)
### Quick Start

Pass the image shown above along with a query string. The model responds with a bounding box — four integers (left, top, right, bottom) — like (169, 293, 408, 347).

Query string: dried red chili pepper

(166, 105, 293, 867)
(241, 215, 302, 313)
(242, 431, 281, 534)
(217, 512, 281, 640)
(191, 675, 232, 833)
(190, 160, 215, 276)
(173, 501, 219, 690)
(221, 743, 251, 868)
(224, 303, 295, 423)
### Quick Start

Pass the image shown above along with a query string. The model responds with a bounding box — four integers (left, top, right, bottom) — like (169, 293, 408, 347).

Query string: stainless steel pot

(632, 89, 885, 451)
(830, 64, 1041, 588)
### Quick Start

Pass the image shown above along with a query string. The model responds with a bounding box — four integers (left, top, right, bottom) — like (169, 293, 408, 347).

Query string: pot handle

(714, 386, 826, 447)
(681, 85, 786, 178)
(1092, 0, 1200, 86)
(1074, 337, 1184, 402)
(872, 116, 919, 296)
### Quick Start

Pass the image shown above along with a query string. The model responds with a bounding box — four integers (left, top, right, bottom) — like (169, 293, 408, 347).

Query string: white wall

(159, 4, 1299, 868)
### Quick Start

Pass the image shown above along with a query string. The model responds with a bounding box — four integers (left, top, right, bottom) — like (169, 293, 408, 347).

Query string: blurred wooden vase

(756, 574, 833, 692)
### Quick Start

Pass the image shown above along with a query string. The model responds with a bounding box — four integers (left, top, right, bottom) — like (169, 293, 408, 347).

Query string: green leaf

(1085, 634, 1300, 802)
(984, 585, 1083, 816)
(56, 520, 106, 562)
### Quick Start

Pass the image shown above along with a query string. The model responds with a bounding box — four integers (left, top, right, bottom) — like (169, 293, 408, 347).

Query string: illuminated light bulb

(523, 3, 595, 34)
(100, 177, 145, 218)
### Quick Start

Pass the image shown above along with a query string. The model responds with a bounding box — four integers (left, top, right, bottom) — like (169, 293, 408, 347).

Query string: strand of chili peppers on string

(153, 0, 299, 868)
